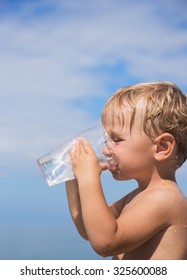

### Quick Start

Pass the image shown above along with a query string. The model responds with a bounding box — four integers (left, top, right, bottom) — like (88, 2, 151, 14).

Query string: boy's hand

(70, 138, 108, 181)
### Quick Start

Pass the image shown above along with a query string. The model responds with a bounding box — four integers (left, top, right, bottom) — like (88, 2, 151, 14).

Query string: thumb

(99, 162, 109, 171)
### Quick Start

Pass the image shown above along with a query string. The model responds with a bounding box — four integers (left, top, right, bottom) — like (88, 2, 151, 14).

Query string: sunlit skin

(65, 108, 187, 260)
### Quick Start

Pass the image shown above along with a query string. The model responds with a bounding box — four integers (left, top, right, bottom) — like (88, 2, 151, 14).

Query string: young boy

(66, 81, 187, 260)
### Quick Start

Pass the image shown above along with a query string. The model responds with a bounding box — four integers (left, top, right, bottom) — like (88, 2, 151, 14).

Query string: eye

(113, 137, 123, 143)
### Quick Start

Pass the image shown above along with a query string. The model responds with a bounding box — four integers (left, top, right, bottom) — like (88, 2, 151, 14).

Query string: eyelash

(112, 137, 123, 143)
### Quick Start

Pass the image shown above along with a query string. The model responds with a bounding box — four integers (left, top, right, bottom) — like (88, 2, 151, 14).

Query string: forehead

(102, 99, 145, 134)
(102, 106, 131, 135)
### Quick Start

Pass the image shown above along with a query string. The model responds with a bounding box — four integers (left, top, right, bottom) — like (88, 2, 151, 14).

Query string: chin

(111, 172, 124, 181)
(111, 171, 130, 181)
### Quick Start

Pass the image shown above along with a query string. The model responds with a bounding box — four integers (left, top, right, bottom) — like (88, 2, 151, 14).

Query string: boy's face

(103, 107, 155, 185)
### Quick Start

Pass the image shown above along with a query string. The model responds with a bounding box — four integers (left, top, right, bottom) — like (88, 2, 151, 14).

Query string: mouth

(108, 159, 118, 173)
(109, 167, 118, 174)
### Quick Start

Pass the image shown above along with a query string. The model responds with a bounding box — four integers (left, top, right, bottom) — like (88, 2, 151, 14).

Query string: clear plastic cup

(37, 121, 114, 186)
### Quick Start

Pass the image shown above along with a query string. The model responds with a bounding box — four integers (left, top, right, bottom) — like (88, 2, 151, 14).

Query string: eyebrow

(109, 130, 126, 138)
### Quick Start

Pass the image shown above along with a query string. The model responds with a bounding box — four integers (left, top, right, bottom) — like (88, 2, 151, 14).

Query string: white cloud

(0, 0, 187, 173)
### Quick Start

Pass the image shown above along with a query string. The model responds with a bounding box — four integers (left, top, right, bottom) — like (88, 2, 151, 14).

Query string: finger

(79, 137, 94, 153)
(99, 162, 109, 171)
(77, 137, 87, 154)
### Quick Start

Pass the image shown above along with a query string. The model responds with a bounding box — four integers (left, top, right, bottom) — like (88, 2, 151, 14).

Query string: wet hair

(102, 81, 187, 168)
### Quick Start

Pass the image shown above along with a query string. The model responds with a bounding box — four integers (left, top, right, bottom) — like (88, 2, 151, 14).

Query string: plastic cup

(37, 122, 113, 186)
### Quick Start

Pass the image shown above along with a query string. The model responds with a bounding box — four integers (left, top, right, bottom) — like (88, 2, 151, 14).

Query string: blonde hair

(102, 81, 187, 168)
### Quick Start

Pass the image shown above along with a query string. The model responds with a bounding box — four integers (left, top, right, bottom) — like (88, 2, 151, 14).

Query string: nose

(102, 140, 114, 157)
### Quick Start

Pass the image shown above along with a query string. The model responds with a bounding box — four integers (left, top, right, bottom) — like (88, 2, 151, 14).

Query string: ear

(154, 133, 176, 161)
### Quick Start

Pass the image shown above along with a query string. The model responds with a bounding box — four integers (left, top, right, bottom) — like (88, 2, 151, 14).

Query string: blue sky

(0, 0, 187, 260)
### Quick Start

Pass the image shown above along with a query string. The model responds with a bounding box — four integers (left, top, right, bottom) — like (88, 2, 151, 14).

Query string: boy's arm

(71, 138, 173, 257)
(65, 179, 130, 239)
(109, 196, 127, 218)
(65, 179, 88, 240)
(109, 189, 138, 218)
(70, 139, 122, 252)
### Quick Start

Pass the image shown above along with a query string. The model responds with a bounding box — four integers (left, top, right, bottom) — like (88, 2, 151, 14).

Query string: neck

(136, 167, 176, 190)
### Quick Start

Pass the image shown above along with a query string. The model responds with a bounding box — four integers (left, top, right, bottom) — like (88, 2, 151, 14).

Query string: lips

(109, 166, 118, 173)
(108, 158, 118, 173)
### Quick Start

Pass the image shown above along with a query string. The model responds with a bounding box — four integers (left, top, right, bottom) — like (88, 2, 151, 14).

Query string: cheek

(116, 140, 153, 167)
(112, 145, 128, 168)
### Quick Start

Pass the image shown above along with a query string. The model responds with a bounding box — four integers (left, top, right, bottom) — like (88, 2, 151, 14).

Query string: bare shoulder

(110, 182, 187, 258)
(122, 181, 187, 224)
(141, 182, 187, 222)
(151, 182, 186, 205)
